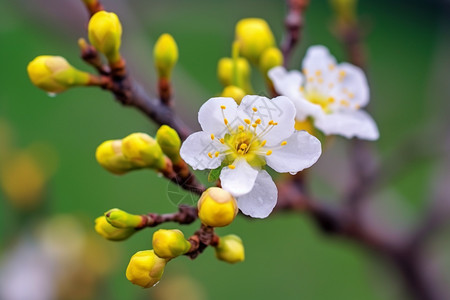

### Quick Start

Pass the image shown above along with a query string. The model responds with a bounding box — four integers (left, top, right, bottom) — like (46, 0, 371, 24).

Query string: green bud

(105, 208, 143, 228)
(215, 234, 245, 264)
(156, 125, 181, 163)
(217, 57, 251, 93)
(153, 33, 179, 79)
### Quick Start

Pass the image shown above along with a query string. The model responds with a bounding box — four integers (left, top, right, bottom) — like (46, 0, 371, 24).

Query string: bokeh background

(1, 0, 449, 299)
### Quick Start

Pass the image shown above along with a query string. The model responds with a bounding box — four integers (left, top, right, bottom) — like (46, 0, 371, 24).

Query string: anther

(340, 100, 349, 107)
(252, 107, 257, 112)
(224, 118, 229, 125)
(220, 105, 226, 109)
(219, 138, 225, 144)
(228, 165, 236, 169)
(238, 125, 244, 131)
(260, 140, 267, 147)
(210, 134, 215, 140)
(252, 124, 257, 128)
(315, 70, 321, 76)
(328, 97, 335, 103)
(255, 119, 261, 124)
(244, 119, 251, 124)
(208, 152, 213, 158)
(281, 141, 287, 146)
(240, 144, 247, 150)
(266, 150, 272, 156)
(214, 151, 220, 157)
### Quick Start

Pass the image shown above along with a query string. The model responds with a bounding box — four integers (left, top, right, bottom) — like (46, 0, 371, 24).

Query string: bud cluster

(95, 126, 182, 175)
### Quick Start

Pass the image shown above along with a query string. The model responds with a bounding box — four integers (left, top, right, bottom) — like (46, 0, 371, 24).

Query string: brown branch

(138, 204, 199, 228)
(185, 224, 219, 259)
(281, 0, 309, 68)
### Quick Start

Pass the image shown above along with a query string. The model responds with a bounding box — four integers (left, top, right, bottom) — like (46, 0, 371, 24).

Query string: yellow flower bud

(121, 133, 166, 170)
(95, 140, 138, 175)
(217, 57, 251, 92)
(153, 33, 179, 79)
(94, 216, 136, 241)
(88, 11, 122, 63)
(105, 208, 143, 228)
(156, 125, 181, 164)
(214, 234, 245, 264)
(126, 250, 168, 288)
(197, 187, 238, 227)
(259, 47, 284, 77)
(27, 56, 90, 93)
(235, 18, 275, 63)
(220, 86, 246, 105)
(152, 229, 191, 259)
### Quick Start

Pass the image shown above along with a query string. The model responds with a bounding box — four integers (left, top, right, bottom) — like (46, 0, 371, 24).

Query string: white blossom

(180, 95, 322, 218)
(269, 45, 379, 140)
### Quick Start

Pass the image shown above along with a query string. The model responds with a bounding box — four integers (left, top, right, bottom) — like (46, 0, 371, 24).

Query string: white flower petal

(198, 97, 238, 136)
(237, 95, 296, 144)
(180, 132, 226, 170)
(236, 170, 277, 218)
(220, 158, 259, 197)
(332, 63, 369, 107)
(302, 45, 337, 79)
(266, 131, 322, 174)
(315, 110, 379, 140)
(268, 66, 304, 100)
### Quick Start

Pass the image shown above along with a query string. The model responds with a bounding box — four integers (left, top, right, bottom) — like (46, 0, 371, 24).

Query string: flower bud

(88, 11, 122, 63)
(126, 250, 168, 288)
(330, 0, 357, 23)
(94, 216, 136, 241)
(153, 33, 179, 79)
(197, 187, 238, 227)
(235, 18, 275, 63)
(152, 229, 191, 259)
(105, 208, 143, 228)
(156, 125, 181, 164)
(27, 56, 90, 93)
(95, 140, 138, 175)
(121, 133, 166, 170)
(220, 86, 245, 105)
(214, 234, 245, 264)
(217, 57, 251, 92)
(259, 47, 284, 77)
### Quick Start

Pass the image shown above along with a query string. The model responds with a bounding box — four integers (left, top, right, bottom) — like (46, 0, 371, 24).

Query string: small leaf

(208, 165, 224, 182)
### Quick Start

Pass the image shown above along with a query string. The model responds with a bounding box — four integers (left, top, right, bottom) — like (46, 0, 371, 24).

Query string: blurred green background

(1, 0, 449, 299)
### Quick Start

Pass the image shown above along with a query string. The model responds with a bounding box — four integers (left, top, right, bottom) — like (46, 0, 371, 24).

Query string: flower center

(205, 105, 285, 169)
(305, 90, 334, 113)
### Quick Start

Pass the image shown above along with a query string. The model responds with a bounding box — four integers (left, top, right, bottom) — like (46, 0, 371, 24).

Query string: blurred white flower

(180, 95, 322, 218)
(269, 45, 379, 140)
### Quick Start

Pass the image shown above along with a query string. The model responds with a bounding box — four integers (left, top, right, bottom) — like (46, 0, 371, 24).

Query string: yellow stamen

(266, 150, 272, 156)
(268, 120, 274, 125)
(340, 100, 350, 107)
(220, 105, 226, 109)
(252, 107, 257, 112)
(315, 70, 321, 76)
(299, 86, 304, 92)
(252, 123, 257, 128)
(328, 97, 335, 103)
(208, 152, 213, 158)
(224, 118, 228, 125)
(281, 141, 287, 146)
(348, 92, 355, 99)
(240, 144, 247, 150)
(273, 122, 278, 125)
(329, 64, 335, 70)
(255, 118, 261, 124)
(214, 151, 219, 157)
(228, 165, 235, 169)
(219, 138, 225, 144)
(210, 134, 215, 140)
(238, 125, 244, 131)
(308, 77, 314, 82)
(261, 140, 267, 147)
(244, 119, 251, 124)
